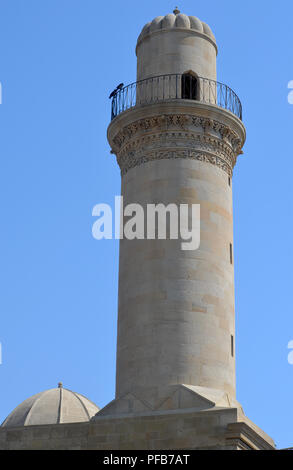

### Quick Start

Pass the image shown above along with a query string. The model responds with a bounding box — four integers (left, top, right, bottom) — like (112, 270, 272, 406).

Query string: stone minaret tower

(0, 8, 275, 451)
(103, 9, 252, 417)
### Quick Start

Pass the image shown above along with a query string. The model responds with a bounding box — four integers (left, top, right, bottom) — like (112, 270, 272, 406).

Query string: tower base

(0, 387, 275, 450)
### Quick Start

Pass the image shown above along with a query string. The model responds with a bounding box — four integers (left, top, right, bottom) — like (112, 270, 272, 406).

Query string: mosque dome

(1, 383, 99, 427)
(137, 8, 216, 46)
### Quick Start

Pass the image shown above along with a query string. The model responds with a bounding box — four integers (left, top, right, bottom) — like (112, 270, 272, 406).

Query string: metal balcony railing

(110, 74, 242, 121)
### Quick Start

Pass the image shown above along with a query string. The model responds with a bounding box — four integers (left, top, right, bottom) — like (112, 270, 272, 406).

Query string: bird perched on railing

(109, 83, 124, 99)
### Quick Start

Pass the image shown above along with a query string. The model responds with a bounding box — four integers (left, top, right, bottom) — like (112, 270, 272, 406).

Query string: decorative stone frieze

(109, 113, 244, 177)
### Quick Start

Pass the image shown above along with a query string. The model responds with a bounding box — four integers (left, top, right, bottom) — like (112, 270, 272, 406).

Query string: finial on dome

(58, 382, 63, 389)
(173, 6, 180, 15)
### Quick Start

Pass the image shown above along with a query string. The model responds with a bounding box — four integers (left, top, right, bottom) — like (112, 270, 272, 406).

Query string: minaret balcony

(110, 73, 242, 121)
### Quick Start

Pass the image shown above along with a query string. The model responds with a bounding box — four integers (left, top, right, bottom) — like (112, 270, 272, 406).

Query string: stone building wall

(0, 408, 275, 450)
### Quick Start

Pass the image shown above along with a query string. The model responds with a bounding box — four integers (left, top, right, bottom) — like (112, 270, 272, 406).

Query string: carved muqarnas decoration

(111, 114, 243, 176)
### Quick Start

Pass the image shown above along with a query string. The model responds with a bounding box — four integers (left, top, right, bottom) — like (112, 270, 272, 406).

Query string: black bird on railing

(109, 89, 117, 99)
(109, 83, 124, 99)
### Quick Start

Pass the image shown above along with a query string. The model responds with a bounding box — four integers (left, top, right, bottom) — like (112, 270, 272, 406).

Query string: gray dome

(1, 384, 100, 427)
(137, 9, 216, 45)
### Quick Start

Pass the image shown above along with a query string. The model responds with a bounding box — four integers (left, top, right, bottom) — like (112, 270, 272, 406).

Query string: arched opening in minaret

(181, 73, 198, 100)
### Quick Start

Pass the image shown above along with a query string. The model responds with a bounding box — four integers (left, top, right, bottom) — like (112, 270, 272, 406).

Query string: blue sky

(0, 0, 292, 449)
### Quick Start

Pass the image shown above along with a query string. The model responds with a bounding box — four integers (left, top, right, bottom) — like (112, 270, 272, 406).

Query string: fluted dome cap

(137, 8, 216, 46)
(1, 383, 100, 427)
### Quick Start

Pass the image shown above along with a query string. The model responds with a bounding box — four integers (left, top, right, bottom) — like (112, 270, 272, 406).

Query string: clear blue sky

(0, 0, 292, 449)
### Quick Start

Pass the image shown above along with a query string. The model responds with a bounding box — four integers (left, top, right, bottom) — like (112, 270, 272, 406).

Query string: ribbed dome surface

(1, 385, 99, 427)
(137, 10, 216, 44)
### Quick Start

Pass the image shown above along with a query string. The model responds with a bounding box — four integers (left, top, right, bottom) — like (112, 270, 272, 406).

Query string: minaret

(105, 9, 246, 412)
(0, 8, 276, 452)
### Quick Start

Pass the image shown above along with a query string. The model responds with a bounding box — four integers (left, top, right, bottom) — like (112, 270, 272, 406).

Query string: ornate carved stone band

(110, 114, 244, 177)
